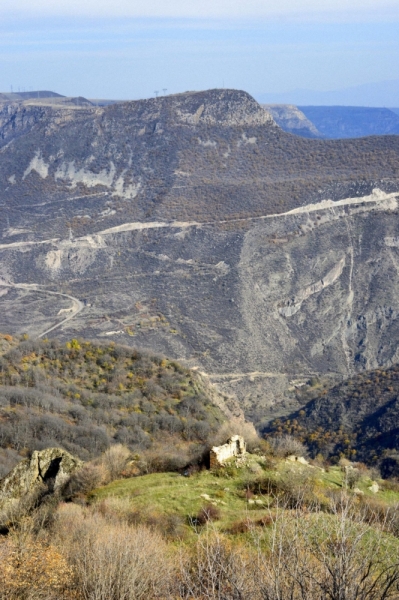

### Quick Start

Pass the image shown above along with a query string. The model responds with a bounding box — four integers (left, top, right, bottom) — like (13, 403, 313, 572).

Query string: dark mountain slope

(266, 364, 399, 464)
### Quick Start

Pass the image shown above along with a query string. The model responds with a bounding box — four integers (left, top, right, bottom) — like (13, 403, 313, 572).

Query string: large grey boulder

(0, 447, 83, 511)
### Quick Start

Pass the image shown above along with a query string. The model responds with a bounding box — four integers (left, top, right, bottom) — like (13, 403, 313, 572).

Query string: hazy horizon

(0, 1, 398, 104)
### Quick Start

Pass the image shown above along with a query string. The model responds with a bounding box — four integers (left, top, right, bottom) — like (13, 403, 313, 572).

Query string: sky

(0, 0, 398, 103)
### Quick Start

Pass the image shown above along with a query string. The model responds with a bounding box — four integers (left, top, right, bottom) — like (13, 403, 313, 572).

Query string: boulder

(0, 447, 83, 510)
(286, 455, 309, 466)
(369, 482, 379, 494)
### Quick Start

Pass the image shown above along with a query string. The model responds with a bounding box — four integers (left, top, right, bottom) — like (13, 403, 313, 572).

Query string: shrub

(53, 504, 174, 600)
(100, 444, 131, 482)
(380, 478, 399, 493)
(249, 468, 317, 509)
(268, 434, 309, 458)
(346, 468, 361, 489)
(226, 519, 253, 534)
(63, 463, 105, 500)
(136, 447, 190, 474)
(178, 531, 255, 599)
(256, 515, 274, 527)
(0, 534, 75, 600)
(196, 504, 221, 525)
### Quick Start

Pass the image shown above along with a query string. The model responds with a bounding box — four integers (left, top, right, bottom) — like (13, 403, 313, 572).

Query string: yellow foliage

(2, 334, 13, 342)
(0, 538, 76, 598)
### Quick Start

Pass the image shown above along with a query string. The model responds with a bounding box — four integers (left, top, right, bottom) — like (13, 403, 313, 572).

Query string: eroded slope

(0, 89, 399, 422)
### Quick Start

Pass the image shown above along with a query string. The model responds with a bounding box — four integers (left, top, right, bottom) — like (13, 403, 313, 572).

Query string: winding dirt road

(0, 281, 84, 338)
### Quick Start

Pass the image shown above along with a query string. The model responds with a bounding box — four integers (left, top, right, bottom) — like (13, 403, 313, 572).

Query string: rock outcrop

(0, 448, 82, 510)
(262, 104, 322, 138)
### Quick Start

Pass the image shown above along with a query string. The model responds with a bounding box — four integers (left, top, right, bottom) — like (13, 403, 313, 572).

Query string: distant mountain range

(300, 106, 399, 139)
(0, 91, 112, 107)
(0, 90, 63, 102)
(256, 79, 399, 108)
(4, 89, 398, 140)
(264, 104, 399, 139)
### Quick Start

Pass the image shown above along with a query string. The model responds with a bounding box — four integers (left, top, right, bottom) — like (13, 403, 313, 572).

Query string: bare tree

(268, 434, 309, 458)
(303, 494, 399, 600)
(53, 505, 173, 600)
(100, 444, 131, 482)
(178, 527, 256, 599)
(252, 493, 399, 600)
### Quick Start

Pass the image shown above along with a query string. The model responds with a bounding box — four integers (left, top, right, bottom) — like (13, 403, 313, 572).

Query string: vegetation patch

(266, 362, 399, 468)
(0, 337, 225, 475)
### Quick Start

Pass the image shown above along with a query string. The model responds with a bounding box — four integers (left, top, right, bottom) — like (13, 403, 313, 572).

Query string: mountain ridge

(0, 88, 399, 422)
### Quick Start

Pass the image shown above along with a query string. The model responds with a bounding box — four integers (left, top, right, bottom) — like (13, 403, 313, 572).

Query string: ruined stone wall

(210, 435, 246, 468)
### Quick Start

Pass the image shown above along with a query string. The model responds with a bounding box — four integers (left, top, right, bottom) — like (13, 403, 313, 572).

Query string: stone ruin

(210, 435, 246, 468)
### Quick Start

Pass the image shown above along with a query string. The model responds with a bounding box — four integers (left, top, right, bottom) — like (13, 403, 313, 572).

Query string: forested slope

(266, 363, 399, 467)
(0, 335, 226, 475)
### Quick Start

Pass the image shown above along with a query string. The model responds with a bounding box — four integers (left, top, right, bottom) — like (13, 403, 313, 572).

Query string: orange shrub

(0, 537, 75, 599)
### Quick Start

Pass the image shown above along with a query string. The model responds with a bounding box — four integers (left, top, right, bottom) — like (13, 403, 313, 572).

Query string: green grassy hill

(2, 435, 399, 599)
(90, 452, 399, 538)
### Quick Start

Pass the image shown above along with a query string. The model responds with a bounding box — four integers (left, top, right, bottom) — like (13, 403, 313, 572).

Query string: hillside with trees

(266, 363, 399, 472)
(0, 335, 227, 476)
(2, 337, 399, 598)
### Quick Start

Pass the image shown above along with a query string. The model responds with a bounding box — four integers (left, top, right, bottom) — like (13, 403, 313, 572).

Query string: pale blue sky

(0, 1, 398, 102)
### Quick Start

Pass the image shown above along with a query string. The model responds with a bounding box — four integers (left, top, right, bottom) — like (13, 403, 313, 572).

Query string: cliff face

(262, 104, 322, 138)
(0, 89, 399, 423)
(0, 448, 82, 511)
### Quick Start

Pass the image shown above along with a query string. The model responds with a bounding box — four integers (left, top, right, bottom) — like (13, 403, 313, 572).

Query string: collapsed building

(210, 435, 246, 468)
